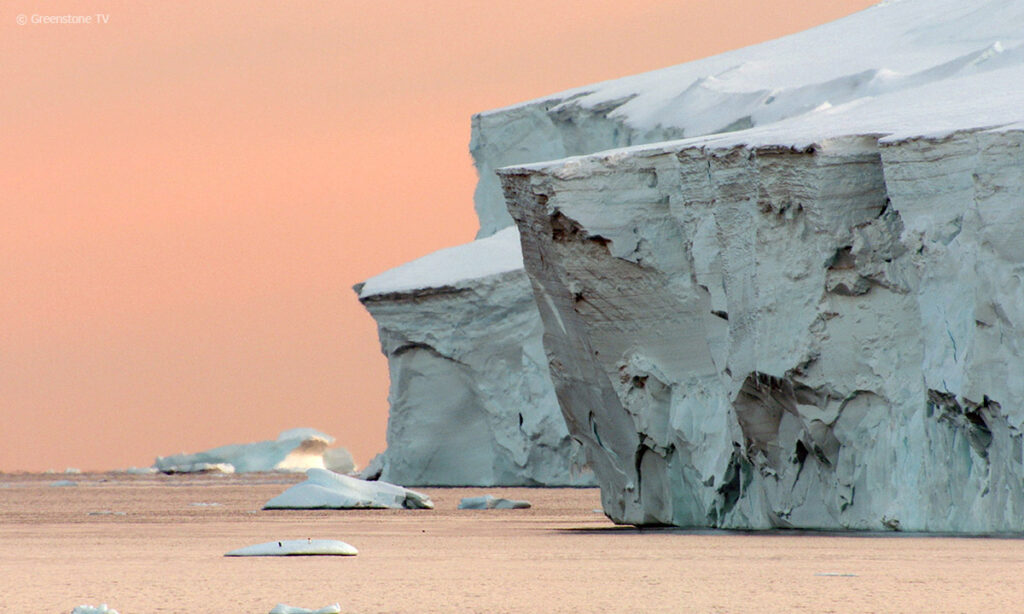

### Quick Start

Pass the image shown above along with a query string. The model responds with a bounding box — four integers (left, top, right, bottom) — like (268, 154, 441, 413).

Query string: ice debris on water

(458, 495, 532, 510)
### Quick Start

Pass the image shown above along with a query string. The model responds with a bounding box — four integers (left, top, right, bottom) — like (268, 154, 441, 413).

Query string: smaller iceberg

(225, 539, 357, 557)
(263, 468, 433, 510)
(457, 495, 532, 510)
(154, 428, 355, 474)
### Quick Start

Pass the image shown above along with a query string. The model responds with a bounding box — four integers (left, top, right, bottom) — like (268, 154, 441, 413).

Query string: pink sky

(0, 1, 876, 472)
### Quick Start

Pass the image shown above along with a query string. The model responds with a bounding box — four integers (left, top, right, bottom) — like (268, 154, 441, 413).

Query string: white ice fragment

(269, 604, 342, 614)
(119, 466, 157, 474)
(225, 539, 357, 557)
(457, 495, 532, 510)
(49, 480, 77, 487)
(263, 468, 433, 510)
(71, 605, 118, 614)
(815, 573, 859, 577)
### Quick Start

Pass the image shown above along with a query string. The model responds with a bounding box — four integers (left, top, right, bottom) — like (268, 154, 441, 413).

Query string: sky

(0, 0, 877, 472)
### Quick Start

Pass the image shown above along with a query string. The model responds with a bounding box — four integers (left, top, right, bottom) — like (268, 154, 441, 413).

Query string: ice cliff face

(357, 228, 591, 486)
(500, 114, 1024, 530)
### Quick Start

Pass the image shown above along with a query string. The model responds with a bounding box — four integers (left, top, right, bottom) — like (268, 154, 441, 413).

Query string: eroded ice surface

(224, 539, 357, 557)
(154, 428, 354, 474)
(263, 469, 433, 510)
(490, 0, 1024, 532)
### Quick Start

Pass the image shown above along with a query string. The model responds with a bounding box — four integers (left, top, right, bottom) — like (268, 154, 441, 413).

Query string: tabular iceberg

(357, 228, 592, 486)
(497, 0, 1024, 530)
(154, 428, 354, 474)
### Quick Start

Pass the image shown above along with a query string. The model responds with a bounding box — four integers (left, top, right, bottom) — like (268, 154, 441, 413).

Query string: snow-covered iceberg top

(358, 226, 523, 298)
(154, 428, 354, 474)
(225, 539, 357, 557)
(263, 468, 434, 510)
(479, 0, 1024, 138)
(503, 55, 1024, 179)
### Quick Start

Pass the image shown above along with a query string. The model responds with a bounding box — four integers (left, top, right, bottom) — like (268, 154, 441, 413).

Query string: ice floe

(457, 495, 532, 510)
(225, 539, 357, 557)
(263, 469, 433, 510)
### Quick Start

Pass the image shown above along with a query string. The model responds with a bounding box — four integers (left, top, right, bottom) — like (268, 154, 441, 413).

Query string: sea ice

(225, 539, 357, 557)
(263, 468, 433, 510)
(457, 495, 532, 510)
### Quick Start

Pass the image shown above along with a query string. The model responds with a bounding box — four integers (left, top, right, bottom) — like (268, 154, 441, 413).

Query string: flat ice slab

(224, 539, 357, 557)
(269, 605, 342, 614)
(263, 468, 434, 510)
(71, 606, 118, 614)
(458, 495, 532, 510)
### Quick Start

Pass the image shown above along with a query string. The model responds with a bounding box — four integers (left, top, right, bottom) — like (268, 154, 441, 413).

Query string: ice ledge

(358, 227, 523, 299)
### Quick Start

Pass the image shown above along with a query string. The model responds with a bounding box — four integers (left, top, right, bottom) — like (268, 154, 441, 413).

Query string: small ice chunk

(269, 604, 341, 614)
(815, 572, 859, 577)
(189, 502, 221, 507)
(64, 468, 82, 474)
(263, 468, 433, 510)
(71, 605, 119, 614)
(120, 466, 157, 475)
(458, 495, 532, 510)
(49, 480, 78, 487)
(225, 539, 357, 557)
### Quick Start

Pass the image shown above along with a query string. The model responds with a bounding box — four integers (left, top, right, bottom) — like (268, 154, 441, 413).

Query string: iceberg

(263, 468, 433, 510)
(224, 539, 358, 557)
(357, 228, 592, 486)
(154, 428, 354, 474)
(496, 0, 1024, 530)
